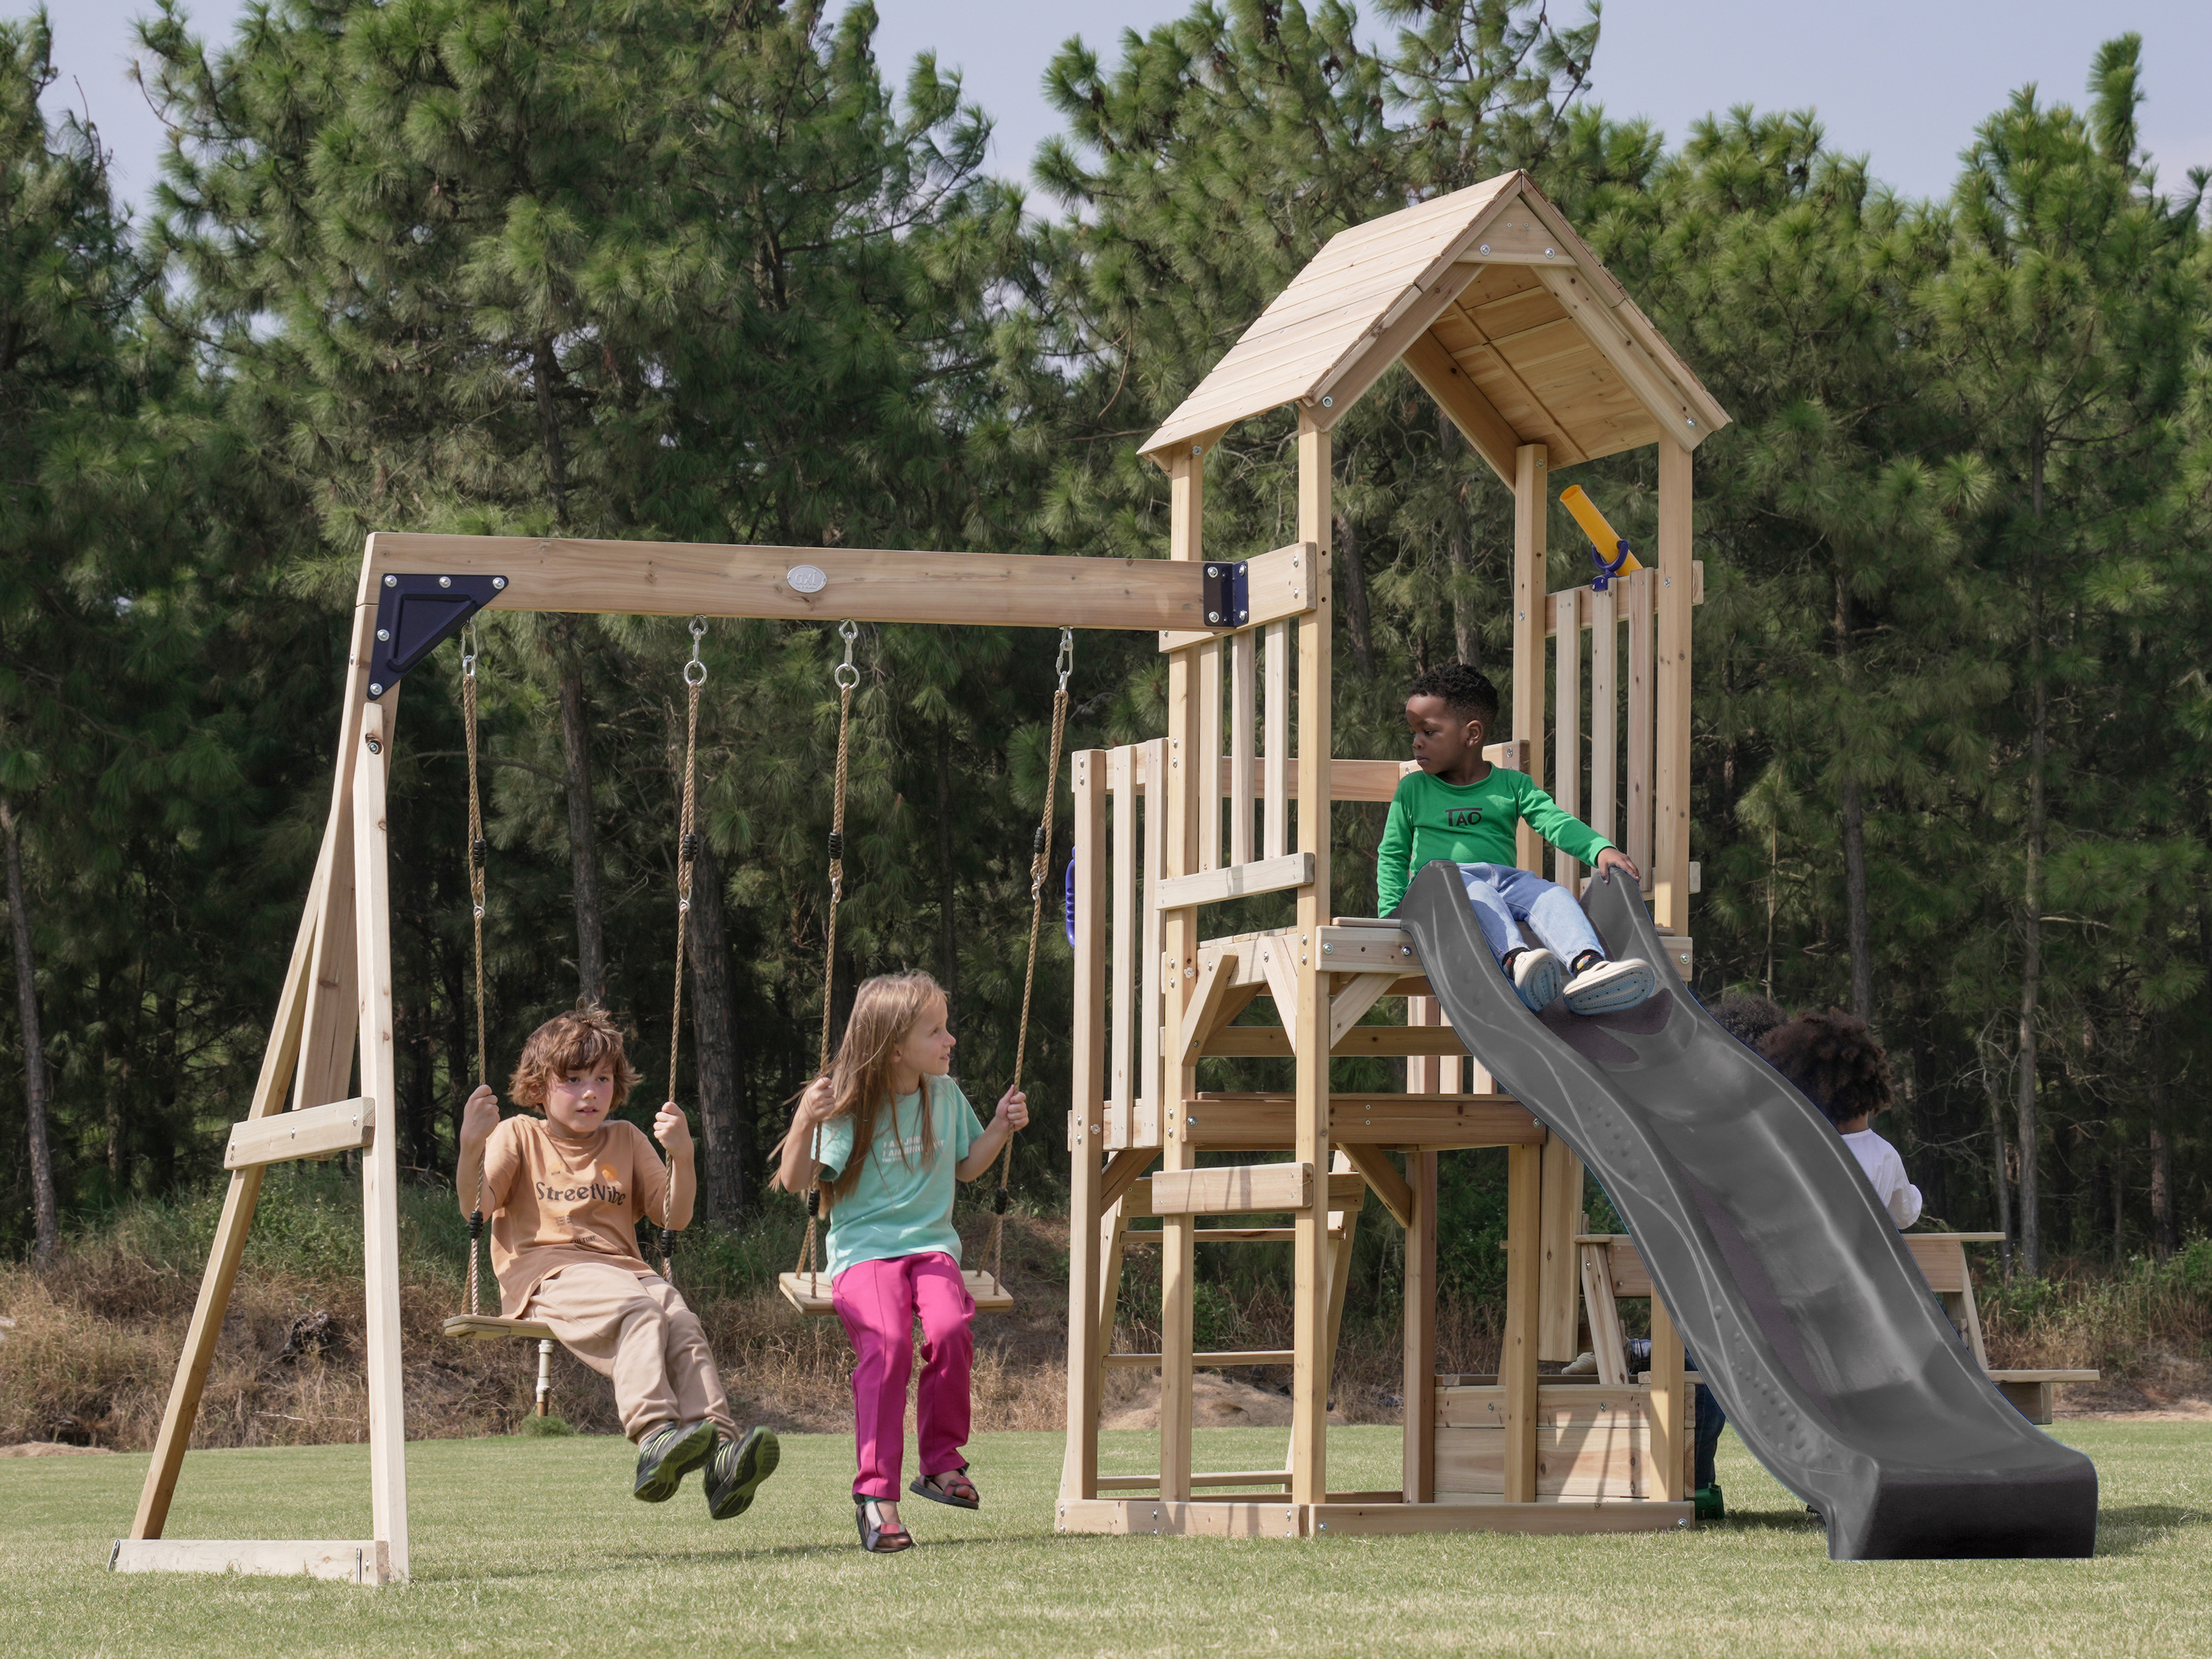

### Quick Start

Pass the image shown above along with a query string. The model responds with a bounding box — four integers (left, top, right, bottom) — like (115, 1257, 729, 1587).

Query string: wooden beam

(1511, 446, 1548, 874)
(1176, 950, 1244, 1067)
(1327, 971, 1396, 1050)
(1202, 1024, 1472, 1058)
(1061, 749, 1109, 1503)
(1648, 1293, 1687, 1503)
(1230, 634, 1255, 863)
(1138, 738, 1166, 1145)
(1143, 1162, 1342, 1215)
(1158, 541, 1316, 651)
(1537, 1138, 1584, 1363)
(1402, 330, 1518, 486)
(1307, 262, 1479, 430)
(1402, 1150, 1439, 1503)
(352, 699, 410, 1582)
(1530, 267, 1703, 451)
(1100, 1148, 1156, 1216)
(366, 532, 1214, 633)
(1501, 1141, 1543, 1504)
(1104, 1349, 1297, 1369)
(1580, 1243, 1630, 1387)
(1177, 1092, 1544, 1151)
(1653, 441, 1693, 933)
(1338, 1145, 1413, 1229)
(1107, 747, 1135, 1146)
(1154, 853, 1313, 912)
(110, 1540, 384, 1585)
(223, 1097, 373, 1170)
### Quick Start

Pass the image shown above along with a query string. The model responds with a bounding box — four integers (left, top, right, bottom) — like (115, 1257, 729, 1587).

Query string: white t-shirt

(1842, 1128, 1922, 1228)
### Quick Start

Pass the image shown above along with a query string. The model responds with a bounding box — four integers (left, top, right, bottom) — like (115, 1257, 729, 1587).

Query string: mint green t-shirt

(816, 1076, 985, 1278)
(1375, 765, 1614, 915)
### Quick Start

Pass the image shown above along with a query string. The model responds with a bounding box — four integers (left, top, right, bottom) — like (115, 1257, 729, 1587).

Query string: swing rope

(985, 628, 1073, 1286)
(792, 620, 860, 1291)
(660, 618, 707, 1282)
(462, 630, 491, 1319)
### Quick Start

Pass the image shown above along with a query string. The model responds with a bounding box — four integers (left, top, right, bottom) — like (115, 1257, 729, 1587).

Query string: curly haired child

(457, 1005, 779, 1518)
(1760, 1008, 1923, 1228)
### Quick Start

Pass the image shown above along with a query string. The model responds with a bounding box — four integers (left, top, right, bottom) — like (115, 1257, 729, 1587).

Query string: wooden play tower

(1056, 173, 1731, 1538)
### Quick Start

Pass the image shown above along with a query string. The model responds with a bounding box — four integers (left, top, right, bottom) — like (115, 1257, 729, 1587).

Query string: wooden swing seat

(441, 1314, 555, 1342)
(778, 1269, 1013, 1317)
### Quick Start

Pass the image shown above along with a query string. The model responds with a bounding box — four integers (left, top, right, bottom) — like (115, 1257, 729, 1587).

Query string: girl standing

(774, 972, 1029, 1553)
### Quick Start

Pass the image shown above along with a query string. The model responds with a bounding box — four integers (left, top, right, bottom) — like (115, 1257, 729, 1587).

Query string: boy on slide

(458, 1005, 780, 1517)
(1379, 664, 1655, 1014)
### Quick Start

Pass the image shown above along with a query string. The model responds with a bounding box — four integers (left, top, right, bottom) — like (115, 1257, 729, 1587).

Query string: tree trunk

(2111, 1133, 2125, 1263)
(935, 719, 961, 1016)
(1987, 1066, 2015, 1280)
(2015, 646, 2047, 1280)
(1834, 572, 1874, 1023)
(533, 333, 570, 528)
(2, 802, 58, 1266)
(685, 838, 747, 1223)
(401, 996, 435, 1171)
(559, 644, 607, 1006)
(2149, 1118, 2175, 1262)
(1335, 507, 1375, 676)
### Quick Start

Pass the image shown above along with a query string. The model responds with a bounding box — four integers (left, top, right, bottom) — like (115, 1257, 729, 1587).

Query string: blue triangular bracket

(1201, 560, 1250, 629)
(366, 573, 508, 699)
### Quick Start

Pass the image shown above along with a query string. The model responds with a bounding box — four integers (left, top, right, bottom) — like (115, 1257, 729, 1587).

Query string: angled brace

(365, 573, 508, 699)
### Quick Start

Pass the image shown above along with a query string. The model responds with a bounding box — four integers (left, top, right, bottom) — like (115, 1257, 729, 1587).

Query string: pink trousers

(831, 1251, 974, 1500)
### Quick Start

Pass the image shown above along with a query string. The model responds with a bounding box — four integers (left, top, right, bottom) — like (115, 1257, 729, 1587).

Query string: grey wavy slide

(1394, 859, 2098, 1559)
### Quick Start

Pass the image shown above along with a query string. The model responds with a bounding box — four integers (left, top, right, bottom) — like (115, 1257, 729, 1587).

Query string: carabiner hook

(461, 624, 478, 680)
(833, 620, 861, 691)
(1056, 627, 1074, 693)
(685, 615, 707, 686)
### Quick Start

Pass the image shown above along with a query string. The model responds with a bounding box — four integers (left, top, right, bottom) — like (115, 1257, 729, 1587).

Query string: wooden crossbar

(223, 1097, 373, 1170)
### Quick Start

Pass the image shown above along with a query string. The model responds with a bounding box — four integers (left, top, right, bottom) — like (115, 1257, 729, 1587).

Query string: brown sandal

(910, 1467, 979, 1510)
(855, 1495, 913, 1552)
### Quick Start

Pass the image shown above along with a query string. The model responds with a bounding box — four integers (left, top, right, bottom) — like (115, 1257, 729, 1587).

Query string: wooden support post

(1501, 1141, 1543, 1504)
(1198, 639, 1223, 872)
(1551, 587, 1582, 893)
(1653, 440, 1694, 932)
(1402, 1149, 1438, 1504)
(1290, 411, 1333, 1506)
(1108, 747, 1136, 1148)
(1589, 583, 1618, 851)
(1230, 634, 1255, 863)
(131, 833, 330, 1541)
(1159, 445, 1206, 1503)
(1626, 568, 1655, 889)
(1511, 445, 1548, 875)
(1648, 1292, 1688, 1503)
(352, 700, 409, 1582)
(1139, 740, 1166, 1147)
(1537, 1138, 1585, 1362)
(1262, 622, 1290, 859)
(1062, 751, 1109, 1500)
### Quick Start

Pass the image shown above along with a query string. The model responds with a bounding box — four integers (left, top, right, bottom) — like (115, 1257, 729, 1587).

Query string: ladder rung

(1103, 1349, 1295, 1368)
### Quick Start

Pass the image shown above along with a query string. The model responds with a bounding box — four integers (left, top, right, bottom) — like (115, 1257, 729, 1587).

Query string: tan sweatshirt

(481, 1115, 670, 1316)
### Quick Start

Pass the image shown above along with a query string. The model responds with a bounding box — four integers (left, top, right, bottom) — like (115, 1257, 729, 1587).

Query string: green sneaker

(1693, 1482, 1726, 1521)
(704, 1426, 781, 1520)
(633, 1418, 716, 1504)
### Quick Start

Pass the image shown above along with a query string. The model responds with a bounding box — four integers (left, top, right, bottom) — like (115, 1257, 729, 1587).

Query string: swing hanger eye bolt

(1057, 627, 1073, 690)
(834, 619, 861, 690)
(685, 617, 708, 685)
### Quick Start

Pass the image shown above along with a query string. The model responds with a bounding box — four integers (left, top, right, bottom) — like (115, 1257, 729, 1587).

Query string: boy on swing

(1379, 664, 1656, 1014)
(458, 1005, 780, 1517)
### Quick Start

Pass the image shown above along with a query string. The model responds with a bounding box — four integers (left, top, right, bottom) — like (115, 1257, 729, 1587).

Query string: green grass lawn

(1, 1422, 2203, 1656)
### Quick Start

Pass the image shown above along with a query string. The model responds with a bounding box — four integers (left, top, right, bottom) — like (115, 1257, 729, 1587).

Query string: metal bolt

(1206, 565, 1219, 578)
(492, 576, 507, 589)
(1208, 611, 1222, 624)
(1687, 417, 1698, 427)
(366, 738, 382, 754)
(1321, 395, 1333, 408)
(1545, 247, 1556, 258)
(1238, 609, 1249, 622)
(1401, 945, 1412, 957)
(1321, 942, 1333, 954)
(376, 628, 390, 641)
(1192, 445, 1203, 455)
(437, 575, 452, 588)
(1291, 557, 1300, 567)
(1479, 243, 1491, 254)
(383, 574, 397, 587)
(368, 682, 384, 696)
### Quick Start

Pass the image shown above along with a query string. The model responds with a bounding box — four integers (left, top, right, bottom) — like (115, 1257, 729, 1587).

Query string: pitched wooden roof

(1140, 172, 1730, 478)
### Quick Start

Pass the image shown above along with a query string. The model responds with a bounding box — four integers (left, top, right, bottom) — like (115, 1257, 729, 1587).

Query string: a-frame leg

(128, 834, 331, 1540)
(353, 700, 410, 1582)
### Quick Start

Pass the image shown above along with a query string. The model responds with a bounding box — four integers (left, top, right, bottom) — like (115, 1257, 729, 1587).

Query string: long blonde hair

(779, 971, 947, 1205)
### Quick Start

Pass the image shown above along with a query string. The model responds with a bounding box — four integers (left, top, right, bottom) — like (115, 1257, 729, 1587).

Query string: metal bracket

(1201, 561, 1249, 629)
(366, 574, 507, 698)
(1589, 541, 1632, 593)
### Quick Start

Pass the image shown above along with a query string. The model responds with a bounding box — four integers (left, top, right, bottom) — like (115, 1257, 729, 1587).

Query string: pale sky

(29, 1, 2212, 216)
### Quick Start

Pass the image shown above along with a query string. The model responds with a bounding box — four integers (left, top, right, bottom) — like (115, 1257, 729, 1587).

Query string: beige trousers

(527, 1261, 737, 1442)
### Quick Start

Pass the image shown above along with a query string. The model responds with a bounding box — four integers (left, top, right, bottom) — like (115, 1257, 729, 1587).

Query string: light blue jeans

(1457, 863, 1606, 968)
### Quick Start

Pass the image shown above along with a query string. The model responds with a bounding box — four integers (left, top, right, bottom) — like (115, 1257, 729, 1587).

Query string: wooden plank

(1139, 739, 1166, 1145)
(1433, 1424, 1651, 1500)
(1154, 853, 1313, 912)
(1588, 581, 1618, 852)
(1198, 639, 1223, 871)
(1158, 541, 1315, 651)
(1552, 587, 1582, 892)
(1501, 1141, 1543, 1503)
(1100, 1148, 1155, 1218)
(1903, 1235, 1970, 1294)
(1258, 937, 1304, 1034)
(1581, 1243, 1630, 1386)
(1653, 440, 1693, 932)
(1230, 633, 1255, 863)
(1204, 1024, 1475, 1058)
(1537, 1136, 1584, 1363)
(1176, 951, 1244, 1068)
(1648, 1293, 1686, 1503)
(1624, 567, 1655, 888)
(1144, 1162, 1322, 1215)
(1179, 1093, 1543, 1152)
(1108, 748, 1136, 1147)
(223, 1097, 373, 1170)
(1530, 267, 1703, 450)
(1055, 1499, 1305, 1539)
(1437, 1382, 1658, 1428)
(131, 834, 329, 1542)
(441, 1315, 556, 1342)
(1292, 416, 1333, 1509)
(366, 532, 1213, 633)
(1095, 1469, 1293, 1490)
(1321, 1154, 1362, 1438)
(1403, 1149, 1439, 1503)
(1104, 1349, 1297, 1369)
(110, 1540, 382, 1584)
(1402, 330, 1517, 486)
(781, 1269, 1011, 1317)
(1061, 749, 1109, 1502)
(1511, 446, 1547, 874)
(1097, 1201, 1128, 1367)
(1262, 620, 1290, 855)
(1339, 1145, 1413, 1229)
(352, 700, 410, 1581)
(1328, 971, 1396, 1048)
(1306, 1501, 1691, 1537)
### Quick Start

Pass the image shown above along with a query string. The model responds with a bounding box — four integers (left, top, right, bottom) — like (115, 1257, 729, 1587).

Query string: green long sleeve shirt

(1374, 765, 1615, 915)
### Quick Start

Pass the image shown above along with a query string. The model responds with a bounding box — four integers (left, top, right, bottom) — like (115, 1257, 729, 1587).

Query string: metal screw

(368, 682, 384, 695)
(1192, 445, 1203, 455)
(1291, 557, 1300, 567)
(1687, 417, 1698, 427)
(1321, 942, 1333, 954)
(1479, 243, 1491, 254)
(438, 575, 452, 588)
(383, 575, 397, 587)
(1206, 565, 1219, 577)
(366, 738, 382, 754)
(1321, 395, 1333, 408)
(1208, 611, 1222, 624)
(492, 575, 506, 589)
(1401, 945, 1411, 957)
(1238, 609, 1249, 621)
(1545, 247, 1556, 258)
(375, 628, 390, 641)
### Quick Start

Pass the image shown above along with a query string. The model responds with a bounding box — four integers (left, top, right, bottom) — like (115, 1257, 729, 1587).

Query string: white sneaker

(1506, 947, 1564, 1012)
(1563, 956, 1656, 1014)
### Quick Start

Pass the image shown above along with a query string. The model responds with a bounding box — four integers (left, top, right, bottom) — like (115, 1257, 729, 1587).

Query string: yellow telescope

(1559, 484, 1641, 589)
